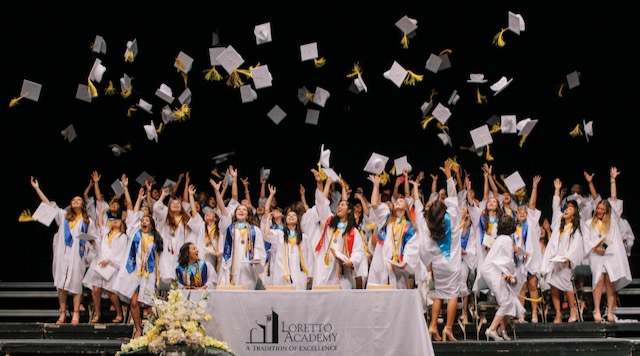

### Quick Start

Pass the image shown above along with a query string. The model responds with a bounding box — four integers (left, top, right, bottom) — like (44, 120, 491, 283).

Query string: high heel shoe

(442, 326, 457, 342)
(485, 328, 504, 341)
(90, 313, 100, 324)
(499, 329, 511, 341)
(56, 310, 66, 324)
(71, 310, 80, 325)
(568, 308, 579, 323)
(112, 315, 124, 324)
(428, 326, 442, 341)
(592, 311, 603, 323)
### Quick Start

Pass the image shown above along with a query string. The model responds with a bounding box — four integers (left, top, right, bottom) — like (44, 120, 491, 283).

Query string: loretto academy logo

(245, 308, 338, 353)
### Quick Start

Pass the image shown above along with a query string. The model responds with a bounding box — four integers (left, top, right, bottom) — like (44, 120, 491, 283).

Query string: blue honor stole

(399, 221, 416, 258)
(176, 260, 208, 287)
(64, 219, 88, 257)
(437, 213, 452, 261)
(461, 225, 471, 251)
(479, 215, 498, 247)
(223, 222, 256, 261)
(376, 214, 391, 245)
(125, 229, 156, 274)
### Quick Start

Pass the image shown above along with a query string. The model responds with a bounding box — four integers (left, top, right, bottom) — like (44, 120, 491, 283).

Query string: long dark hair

(146, 217, 164, 253)
(178, 242, 194, 266)
(284, 205, 303, 245)
(328, 201, 357, 233)
(426, 200, 447, 241)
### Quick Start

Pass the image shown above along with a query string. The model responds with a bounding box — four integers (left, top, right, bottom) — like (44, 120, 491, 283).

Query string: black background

(3, 3, 636, 281)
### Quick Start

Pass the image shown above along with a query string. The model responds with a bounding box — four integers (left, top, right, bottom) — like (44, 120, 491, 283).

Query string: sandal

(112, 315, 124, 324)
(90, 314, 101, 324)
(71, 310, 80, 325)
(56, 310, 66, 324)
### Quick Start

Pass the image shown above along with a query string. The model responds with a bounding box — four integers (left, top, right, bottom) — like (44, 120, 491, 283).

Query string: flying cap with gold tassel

(124, 39, 138, 63)
(395, 15, 418, 49)
(9, 79, 42, 107)
(18, 209, 35, 222)
(174, 51, 194, 88)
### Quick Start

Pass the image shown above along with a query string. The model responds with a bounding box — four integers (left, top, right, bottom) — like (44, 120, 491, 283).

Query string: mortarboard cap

(240, 85, 257, 103)
(203, 206, 215, 216)
(467, 73, 488, 84)
(322, 167, 340, 182)
(174, 51, 194, 74)
(120, 73, 132, 93)
(162, 179, 176, 190)
(20, 79, 42, 102)
(583, 120, 593, 142)
(305, 108, 320, 125)
(363, 152, 389, 175)
(395, 15, 418, 35)
(137, 99, 153, 114)
(490, 76, 513, 96)
(319, 144, 331, 168)
(92, 35, 107, 54)
(135, 171, 153, 186)
(61, 124, 77, 143)
(353, 74, 368, 93)
(208, 47, 225, 66)
(212, 151, 234, 164)
(161, 105, 176, 124)
(75, 84, 92, 103)
(254, 22, 272, 45)
(508, 11, 526, 35)
(438, 53, 452, 71)
(143, 121, 158, 142)
(503, 171, 526, 194)
(111, 179, 125, 197)
(438, 130, 452, 147)
(178, 88, 192, 105)
(300, 42, 318, 62)
(312, 86, 330, 107)
(425, 53, 443, 74)
(89, 58, 106, 83)
(267, 105, 287, 125)
(124, 39, 138, 62)
(383, 61, 407, 88)
(394, 156, 412, 176)
(501, 115, 517, 134)
(260, 167, 271, 180)
(155, 83, 175, 104)
(447, 90, 460, 106)
(566, 71, 581, 89)
(109, 144, 127, 157)
(216, 46, 244, 75)
(251, 65, 273, 89)
(486, 114, 500, 127)
(224, 168, 233, 186)
(432, 103, 452, 124)
(420, 101, 433, 115)
(469, 125, 493, 149)
(32, 201, 56, 227)
(517, 118, 538, 136)
(297, 86, 311, 105)
(212, 30, 220, 46)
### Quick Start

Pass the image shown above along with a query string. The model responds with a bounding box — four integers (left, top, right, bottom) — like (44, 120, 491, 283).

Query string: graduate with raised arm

(30, 176, 99, 325)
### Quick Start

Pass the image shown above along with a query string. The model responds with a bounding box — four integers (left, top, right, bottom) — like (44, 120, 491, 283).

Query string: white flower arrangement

(116, 289, 233, 355)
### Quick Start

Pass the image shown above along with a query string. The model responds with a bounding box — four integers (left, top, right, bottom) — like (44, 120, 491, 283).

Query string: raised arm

(403, 170, 411, 198)
(188, 184, 198, 217)
(368, 174, 381, 209)
(122, 174, 133, 211)
(145, 179, 155, 214)
(210, 179, 228, 217)
(92, 171, 104, 203)
(264, 184, 276, 216)
(584, 171, 597, 199)
(133, 187, 145, 213)
(452, 162, 464, 192)
(83, 179, 93, 202)
(182, 172, 191, 202)
(610, 167, 620, 201)
(30, 176, 52, 206)
(172, 172, 185, 199)
(299, 184, 309, 211)
(241, 176, 253, 209)
(529, 175, 541, 210)
(229, 165, 239, 202)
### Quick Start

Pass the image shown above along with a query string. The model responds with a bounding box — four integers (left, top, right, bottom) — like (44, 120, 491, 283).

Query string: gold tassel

(390, 165, 396, 176)
(317, 163, 327, 181)
(439, 48, 452, 55)
(175, 57, 187, 73)
(173, 104, 191, 121)
(436, 123, 449, 131)
(476, 88, 487, 104)
(211, 167, 222, 179)
(429, 88, 438, 102)
(104, 81, 116, 96)
(127, 106, 137, 117)
(492, 28, 508, 47)
(181, 72, 188, 87)
(519, 134, 528, 148)
(9, 95, 26, 107)
(404, 70, 423, 86)
(313, 57, 326, 68)
(379, 171, 390, 186)
(156, 123, 164, 134)
(489, 124, 502, 134)
(226, 71, 244, 88)
(346, 63, 363, 78)
(121, 87, 132, 99)
(18, 209, 35, 222)
(125, 52, 135, 63)
(204, 67, 223, 81)
(569, 124, 583, 137)
(447, 157, 460, 171)
(123, 143, 132, 151)
(400, 33, 409, 49)
(421, 115, 435, 129)
(485, 145, 494, 161)
(88, 80, 98, 98)
(306, 92, 315, 102)
(557, 83, 565, 98)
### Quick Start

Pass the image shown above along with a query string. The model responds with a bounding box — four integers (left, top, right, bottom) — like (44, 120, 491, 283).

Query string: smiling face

(235, 204, 249, 222)
(336, 200, 351, 220)
(188, 243, 199, 262)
